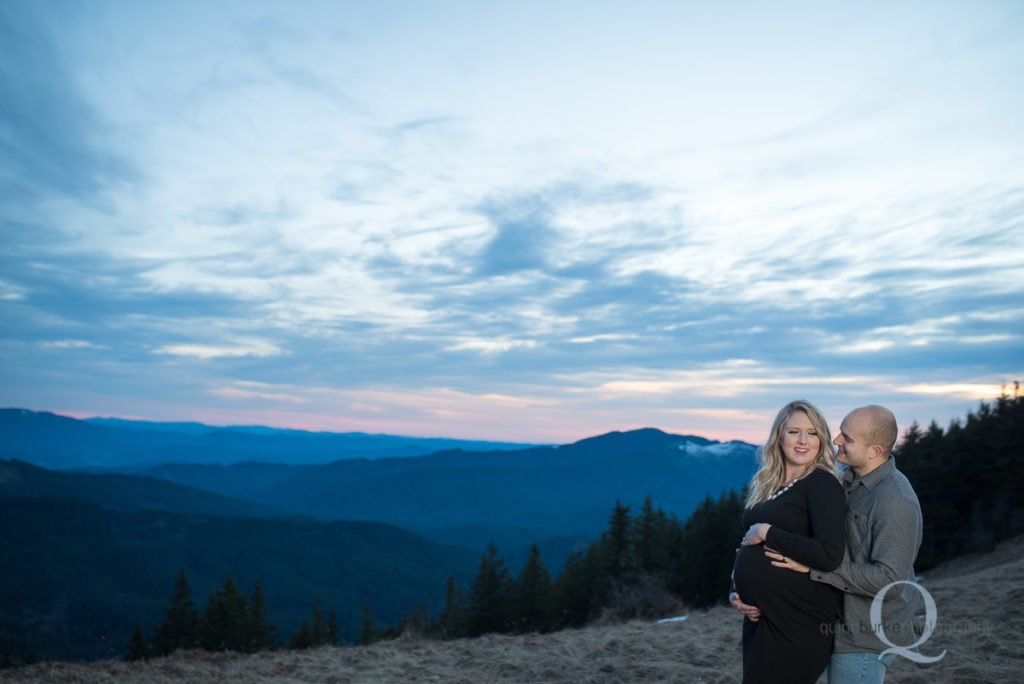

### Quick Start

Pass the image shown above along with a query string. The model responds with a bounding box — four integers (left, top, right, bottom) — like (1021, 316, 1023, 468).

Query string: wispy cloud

(895, 382, 1008, 400)
(447, 337, 539, 354)
(39, 340, 107, 350)
(0, 3, 136, 206)
(210, 380, 307, 403)
(155, 340, 283, 361)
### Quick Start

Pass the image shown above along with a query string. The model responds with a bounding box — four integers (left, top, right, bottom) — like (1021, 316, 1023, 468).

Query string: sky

(1, 0, 1022, 444)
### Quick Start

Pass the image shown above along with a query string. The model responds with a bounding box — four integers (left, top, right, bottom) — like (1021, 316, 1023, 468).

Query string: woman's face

(780, 410, 821, 474)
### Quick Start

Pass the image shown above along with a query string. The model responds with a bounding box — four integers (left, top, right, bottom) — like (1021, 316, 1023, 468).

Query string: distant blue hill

(0, 458, 286, 519)
(0, 408, 545, 468)
(144, 427, 759, 559)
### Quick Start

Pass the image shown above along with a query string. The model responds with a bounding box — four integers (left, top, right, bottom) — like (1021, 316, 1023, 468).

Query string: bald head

(850, 405, 898, 455)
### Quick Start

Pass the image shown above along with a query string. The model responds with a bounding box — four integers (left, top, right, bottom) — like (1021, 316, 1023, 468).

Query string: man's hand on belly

(765, 546, 810, 573)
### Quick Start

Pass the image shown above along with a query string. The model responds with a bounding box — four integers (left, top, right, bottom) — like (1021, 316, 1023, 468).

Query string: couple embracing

(730, 400, 923, 684)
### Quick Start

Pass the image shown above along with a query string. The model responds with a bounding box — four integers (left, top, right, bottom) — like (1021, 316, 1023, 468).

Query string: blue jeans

(827, 652, 896, 684)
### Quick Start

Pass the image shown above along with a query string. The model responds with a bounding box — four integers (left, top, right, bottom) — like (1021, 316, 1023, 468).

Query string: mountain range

(0, 408, 759, 662)
(0, 408, 541, 469)
(1, 408, 758, 557)
(142, 428, 757, 554)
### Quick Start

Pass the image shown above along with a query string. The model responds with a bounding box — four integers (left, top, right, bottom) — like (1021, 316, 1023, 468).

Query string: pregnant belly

(733, 545, 839, 626)
(732, 544, 786, 607)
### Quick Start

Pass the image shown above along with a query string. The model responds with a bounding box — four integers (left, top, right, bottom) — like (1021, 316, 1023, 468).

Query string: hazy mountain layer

(0, 459, 284, 519)
(0, 408, 541, 468)
(146, 428, 758, 555)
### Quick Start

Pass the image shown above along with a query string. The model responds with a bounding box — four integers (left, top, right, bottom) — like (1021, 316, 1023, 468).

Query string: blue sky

(1, 0, 1022, 443)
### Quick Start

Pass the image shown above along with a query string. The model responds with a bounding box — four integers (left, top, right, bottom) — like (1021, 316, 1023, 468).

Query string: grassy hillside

(4, 535, 1020, 683)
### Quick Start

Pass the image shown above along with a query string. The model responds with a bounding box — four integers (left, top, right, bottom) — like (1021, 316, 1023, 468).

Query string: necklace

(768, 477, 800, 501)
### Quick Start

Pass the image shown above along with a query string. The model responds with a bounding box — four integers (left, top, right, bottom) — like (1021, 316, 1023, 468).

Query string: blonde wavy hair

(745, 399, 840, 508)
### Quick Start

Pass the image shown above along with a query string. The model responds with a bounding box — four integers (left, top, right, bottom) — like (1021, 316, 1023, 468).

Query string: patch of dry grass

(0, 611, 742, 684)
(4, 536, 1020, 683)
(883, 535, 1024, 684)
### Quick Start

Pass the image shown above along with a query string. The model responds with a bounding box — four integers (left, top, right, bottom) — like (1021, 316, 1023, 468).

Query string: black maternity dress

(731, 468, 846, 684)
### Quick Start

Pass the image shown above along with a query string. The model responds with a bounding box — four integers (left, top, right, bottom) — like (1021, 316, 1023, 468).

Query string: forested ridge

(0, 499, 478, 664)
(896, 385, 1023, 569)
(424, 491, 745, 641)
(113, 491, 744, 664)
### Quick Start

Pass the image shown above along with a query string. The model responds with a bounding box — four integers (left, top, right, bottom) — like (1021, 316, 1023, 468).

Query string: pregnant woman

(730, 399, 846, 684)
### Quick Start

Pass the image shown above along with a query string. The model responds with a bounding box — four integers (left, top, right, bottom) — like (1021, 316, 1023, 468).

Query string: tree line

(896, 384, 1023, 570)
(380, 491, 745, 642)
(124, 570, 340, 661)
(124, 491, 745, 659)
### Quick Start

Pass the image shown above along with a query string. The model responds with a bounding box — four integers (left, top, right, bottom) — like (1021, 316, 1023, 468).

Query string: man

(733, 405, 923, 683)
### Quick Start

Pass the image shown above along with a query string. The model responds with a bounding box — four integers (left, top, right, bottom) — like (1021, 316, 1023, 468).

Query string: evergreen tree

(290, 595, 335, 648)
(311, 595, 328, 646)
(673, 490, 744, 608)
(418, 603, 432, 637)
(400, 598, 430, 637)
(360, 600, 376, 645)
(123, 623, 149, 662)
(246, 577, 276, 652)
(897, 388, 1024, 568)
(635, 495, 673, 575)
(467, 541, 509, 637)
(551, 545, 601, 629)
(200, 572, 250, 652)
(290, 618, 313, 650)
(436, 576, 468, 639)
(327, 610, 339, 646)
(151, 569, 199, 656)
(601, 500, 638, 583)
(509, 544, 553, 633)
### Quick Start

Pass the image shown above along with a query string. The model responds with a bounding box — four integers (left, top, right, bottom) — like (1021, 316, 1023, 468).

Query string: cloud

(210, 380, 307, 403)
(154, 340, 283, 361)
(567, 334, 639, 344)
(824, 311, 1024, 358)
(0, 280, 28, 301)
(563, 362, 885, 400)
(895, 382, 1009, 400)
(0, 245, 258, 354)
(1, 2, 1022, 444)
(0, 3, 135, 205)
(39, 339, 107, 350)
(474, 196, 554, 276)
(447, 336, 538, 354)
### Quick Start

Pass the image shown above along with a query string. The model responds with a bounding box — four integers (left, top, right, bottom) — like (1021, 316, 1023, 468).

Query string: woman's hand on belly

(741, 523, 771, 546)
(730, 591, 762, 622)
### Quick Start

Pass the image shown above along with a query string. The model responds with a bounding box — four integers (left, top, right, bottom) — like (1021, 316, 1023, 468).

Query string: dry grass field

(4, 536, 1020, 684)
